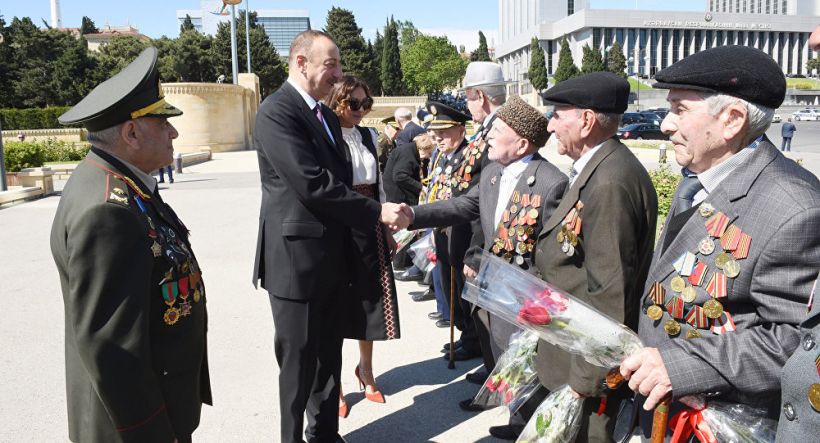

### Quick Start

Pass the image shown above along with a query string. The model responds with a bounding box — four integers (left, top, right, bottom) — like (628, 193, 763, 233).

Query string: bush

(3, 139, 90, 172)
(649, 163, 681, 219)
(0, 106, 72, 130)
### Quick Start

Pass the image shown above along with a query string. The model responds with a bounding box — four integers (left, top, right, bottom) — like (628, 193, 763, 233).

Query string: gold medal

(646, 305, 663, 321)
(681, 286, 697, 303)
(503, 252, 513, 261)
(567, 231, 578, 246)
(664, 319, 681, 336)
(809, 384, 820, 412)
(151, 241, 162, 258)
(517, 226, 526, 237)
(492, 244, 501, 254)
(686, 329, 702, 339)
(698, 238, 715, 255)
(163, 307, 181, 325)
(557, 231, 566, 243)
(715, 252, 731, 269)
(528, 209, 539, 219)
(527, 243, 534, 252)
(516, 242, 527, 254)
(703, 298, 724, 319)
(723, 259, 741, 278)
(193, 288, 202, 303)
(510, 205, 518, 214)
(670, 276, 687, 293)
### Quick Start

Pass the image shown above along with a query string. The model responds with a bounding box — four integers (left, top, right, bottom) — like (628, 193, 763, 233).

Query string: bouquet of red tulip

(472, 331, 541, 412)
(516, 385, 583, 443)
(408, 231, 436, 273)
(462, 251, 643, 368)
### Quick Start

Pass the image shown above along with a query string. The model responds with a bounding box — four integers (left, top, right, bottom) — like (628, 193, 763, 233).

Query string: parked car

(772, 114, 782, 123)
(644, 108, 669, 119)
(621, 112, 656, 125)
(638, 111, 664, 125)
(792, 109, 820, 121)
(617, 123, 668, 140)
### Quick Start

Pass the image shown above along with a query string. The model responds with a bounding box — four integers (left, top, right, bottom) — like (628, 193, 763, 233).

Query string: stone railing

(1, 128, 86, 144)
(0, 167, 55, 206)
(372, 96, 427, 107)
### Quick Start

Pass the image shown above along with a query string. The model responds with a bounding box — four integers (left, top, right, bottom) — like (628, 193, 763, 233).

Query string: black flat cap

(540, 72, 629, 113)
(59, 47, 182, 131)
(653, 45, 786, 109)
(426, 101, 470, 129)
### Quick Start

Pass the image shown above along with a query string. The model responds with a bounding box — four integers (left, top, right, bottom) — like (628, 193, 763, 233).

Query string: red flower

(536, 288, 569, 313)
(426, 249, 437, 264)
(485, 378, 499, 392)
(517, 299, 552, 325)
(504, 390, 514, 404)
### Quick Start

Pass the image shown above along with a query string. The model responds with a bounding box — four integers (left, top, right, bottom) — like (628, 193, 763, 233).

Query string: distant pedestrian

(157, 165, 174, 183)
(781, 117, 796, 151)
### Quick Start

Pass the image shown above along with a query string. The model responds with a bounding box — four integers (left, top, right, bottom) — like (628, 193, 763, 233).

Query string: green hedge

(0, 107, 73, 130)
(3, 139, 90, 172)
(649, 163, 682, 219)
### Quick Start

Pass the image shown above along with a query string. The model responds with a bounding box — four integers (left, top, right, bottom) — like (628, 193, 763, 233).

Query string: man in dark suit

(50, 47, 211, 442)
(618, 46, 820, 440)
(528, 72, 658, 442)
(394, 107, 426, 146)
(252, 31, 408, 443)
(383, 134, 434, 205)
(781, 117, 796, 151)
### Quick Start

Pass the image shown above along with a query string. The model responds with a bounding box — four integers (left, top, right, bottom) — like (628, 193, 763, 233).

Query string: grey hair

(574, 109, 620, 135)
(394, 107, 413, 122)
(472, 84, 507, 106)
(86, 123, 124, 148)
(698, 92, 774, 142)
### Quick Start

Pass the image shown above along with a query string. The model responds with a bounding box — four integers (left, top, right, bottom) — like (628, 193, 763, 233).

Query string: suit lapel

(538, 139, 620, 239)
(282, 82, 344, 159)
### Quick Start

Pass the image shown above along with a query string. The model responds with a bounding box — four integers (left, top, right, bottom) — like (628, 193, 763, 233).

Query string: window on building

(650, 29, 659, 76)
(548, 40, 554, 74)
(684, 30, 692, 57)
(672, 30, 681, 63)
(593, 28, 602, 49)
(797, 33, 804, 76)
(788, 32, 795, 74)
(568, 0, 575, 15)
(605, 28, 613, 48)
(777, 32, 785, 67)
(661, 29, 669, 68)
(743, 0, 747, 12)
(705, 30, 713, 49)
(766, 0, 771, 13)
(627, 29, 636, 67)
(694, 30, 702, 53)
(783, 0, 787, 14)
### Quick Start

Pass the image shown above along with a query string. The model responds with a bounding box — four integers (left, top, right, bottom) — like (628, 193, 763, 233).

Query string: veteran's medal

(809, 384, 820, 412)
(151, 241, 162, 258)
(698, 238, 715, 255)
(646, 305, 664, 321)
(681, 286, 697, 303)
(703, 298, 724, 319)
(670, 275, 687, 293)
(699, 203, 715, 218)
(161, 280, 180, 325)
(723, 259, 741, 278)
(664, 319, 681, 336)
(715, 252, 731, 269)
(686, 329, 702, 339)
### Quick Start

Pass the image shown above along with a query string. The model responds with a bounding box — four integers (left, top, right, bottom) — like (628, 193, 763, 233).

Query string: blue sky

(1, 1, 702, 50)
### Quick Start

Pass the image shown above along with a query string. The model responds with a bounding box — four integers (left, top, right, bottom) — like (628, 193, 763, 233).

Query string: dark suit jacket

(395, 121, 425, 146)
(637, 141, 820, 430)
(383, 141, 422, 204)
(50, 148, 211, 442)
(252, 81, 381, 300)
(533, 138, 658, 396)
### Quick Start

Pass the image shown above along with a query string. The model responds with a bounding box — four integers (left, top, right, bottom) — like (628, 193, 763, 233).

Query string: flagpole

(245, 0, 252, 73)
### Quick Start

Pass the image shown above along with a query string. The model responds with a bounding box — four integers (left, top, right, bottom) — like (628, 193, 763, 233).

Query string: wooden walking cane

(651, 396, 672, 443)
(448, 265, 456, 369)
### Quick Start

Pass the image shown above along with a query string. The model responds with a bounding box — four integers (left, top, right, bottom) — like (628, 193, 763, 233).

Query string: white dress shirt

(494, 154, 533, 227)
(568, 141, 604, 187)
(685, 136, 763, 206)
(342, 126, 386, 202)
(107, 150, 157, 193)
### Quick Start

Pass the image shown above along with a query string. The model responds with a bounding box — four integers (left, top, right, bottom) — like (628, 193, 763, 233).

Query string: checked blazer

(635, 139, 820, 437)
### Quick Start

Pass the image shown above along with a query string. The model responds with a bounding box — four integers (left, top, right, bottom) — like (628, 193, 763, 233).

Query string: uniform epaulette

(105, 174, 131, 206)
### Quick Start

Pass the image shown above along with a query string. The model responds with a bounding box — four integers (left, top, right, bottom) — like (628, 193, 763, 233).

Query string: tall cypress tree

(380, 17, 404, 95)
(606, 40, 627, 78)
(528, 37, 549, 91)
(80, 16, 98, 35)
(553, 37, 580, 84)
(179, 14, 196, 33)
(372, 31, 384, 95)
(581, 43, 605, 74)
(324, 7, 373, 89)
(470, 31, 491, 61)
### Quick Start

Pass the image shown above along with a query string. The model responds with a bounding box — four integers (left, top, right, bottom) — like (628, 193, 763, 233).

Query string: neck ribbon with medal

(431, 149, 464, 202)
(491, 187, 542, 268)
(134, 194, 205, 326)
(645, 202, 751, 339)
(556, 201, 584, 257)
(450, 127, 488, 193)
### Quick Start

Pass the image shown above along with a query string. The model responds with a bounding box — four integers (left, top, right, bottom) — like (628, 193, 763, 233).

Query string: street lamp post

(224, 0, 242, 84)
(0, 118, 7, 192)
(245, 0, 252, 74)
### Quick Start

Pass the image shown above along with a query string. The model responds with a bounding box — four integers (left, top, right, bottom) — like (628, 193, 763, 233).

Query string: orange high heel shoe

(355, 365, 385, 403)
(338, 392, 349, 418)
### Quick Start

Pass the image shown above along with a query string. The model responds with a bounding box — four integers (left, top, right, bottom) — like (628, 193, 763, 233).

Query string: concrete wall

(1, 128, 85, 144)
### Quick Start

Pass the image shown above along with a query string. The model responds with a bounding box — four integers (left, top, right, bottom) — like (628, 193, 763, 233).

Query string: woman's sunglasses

(348, 97, 373, 112)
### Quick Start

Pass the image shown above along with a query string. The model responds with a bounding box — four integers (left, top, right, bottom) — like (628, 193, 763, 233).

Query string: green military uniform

(50, 47, 211, 442)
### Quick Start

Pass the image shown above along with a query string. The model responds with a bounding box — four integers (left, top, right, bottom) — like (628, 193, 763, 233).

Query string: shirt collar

(682, 135, 763, 194)
(287, 78, 319, 110)
(502, 154, 533, 178)
(572, 140, 606, 177)
(106, 150, 158, 192)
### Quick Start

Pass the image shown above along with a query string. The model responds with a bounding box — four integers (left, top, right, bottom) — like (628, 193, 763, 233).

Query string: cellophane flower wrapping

(516, 385, 583, 443)
(392, 229, 416, 253)
(461, 251, 643, 368)
(679, 396, 778, 443)
(408, 231, 436, 273)
(472, 331, 541, 413)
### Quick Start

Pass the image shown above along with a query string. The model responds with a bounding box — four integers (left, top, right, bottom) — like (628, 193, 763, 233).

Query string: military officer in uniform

(618, 45, 820, 440)
(775, 25, 820, 443)
(527, 72, 658, 443)
(50, 47, 211, 442)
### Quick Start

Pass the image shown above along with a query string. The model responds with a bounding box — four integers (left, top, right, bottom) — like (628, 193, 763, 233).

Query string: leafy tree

(553, 37, 579, 84)
(371, 32, 384, 95)
(170, 31, 215, 82)
(606, 40, 627, 78)
(397, 20, 419, 49)
(380, 17, 404, 95)
(213, 10, 285, 96)
(180, 14, 196, 33)
(93, 35, 150, 83)
(470, 31, 491, 61)
(49, 30, 98, 106)
(807, 57, 820, 76)
(363, 40, 382, 95)
(401, 34, 466, 94)
(581, 44, 605, 74)
(324, 7, 374, 89)
(459, 44, 466, 55)
(528, 37, 549, 91)
(0, 15, 17, 108)
(151, 36, 178, 82)
(80, 16, 98, 35)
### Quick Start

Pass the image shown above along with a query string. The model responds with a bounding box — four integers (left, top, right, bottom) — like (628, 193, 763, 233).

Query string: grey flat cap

(462, 62, 506, 89)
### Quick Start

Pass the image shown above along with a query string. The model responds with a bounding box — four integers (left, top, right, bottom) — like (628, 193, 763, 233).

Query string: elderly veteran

(50, 47, 211, 442)
(617, 45, 820, 441)
(527, 71, 658, 443)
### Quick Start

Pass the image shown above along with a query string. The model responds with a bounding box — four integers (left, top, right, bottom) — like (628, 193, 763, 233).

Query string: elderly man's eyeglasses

(348, 97, 373, 112)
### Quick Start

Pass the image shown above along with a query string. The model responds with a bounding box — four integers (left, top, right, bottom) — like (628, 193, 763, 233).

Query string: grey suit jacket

(636, 140, 820, 430)
(533, 138, 658, 397)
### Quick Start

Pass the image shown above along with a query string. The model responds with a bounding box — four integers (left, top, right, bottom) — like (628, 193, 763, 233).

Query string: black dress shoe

(428, 312, 443, 320)
(395, 269, 424, 282)
(466, 370, 489, 384)
(412, 289, 435, 302)
(459, 398, 491, 412)
(443, 347, 481, 361)
(489, 425, 523, 441)
(441, 339, 462, 352)
(435, 319, 450, 328)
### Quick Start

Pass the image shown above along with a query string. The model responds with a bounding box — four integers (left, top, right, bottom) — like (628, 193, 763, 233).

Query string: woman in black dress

(327, 76, 401, 417)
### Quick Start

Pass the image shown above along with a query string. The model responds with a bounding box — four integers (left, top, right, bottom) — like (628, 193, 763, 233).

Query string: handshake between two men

(379, 202, 414, 232)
